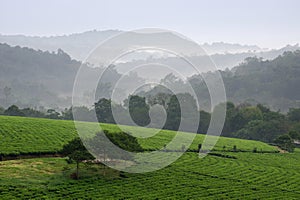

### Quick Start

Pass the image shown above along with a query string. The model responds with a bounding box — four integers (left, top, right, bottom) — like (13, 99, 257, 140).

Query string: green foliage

(288, 130, 300, 140)
(235, 119, 289, 143)
(274, 134, 294, 152)
(61, 138, 93, 160)
(218, 102, 290, 142)
(21, 108, 45, 118)
(0, 43, 126, 109)
(61, 107, 73, 120)
(104, 131, 143, 152)
(128, 95, 150, 126)
(4, 105, 25, 116)
(291, 123, 300, 136)
(1, 152, 300, 199)
(0, 115, 289, 198)
(1, 97, 297, 145)
(288, 108, 300, 122)
(0, 115, 277, 156)
(164, 93, 198, 132)
(46, 109, 61, 119)
(198, 110, 211, 133)
(0, 115, 78, 155)
(231, 106, 263, 132)
(86, 131, 143, 161)
(95, 98, 115, 123)
(164, 95, 181, 130)
(62, 138, 94, 179)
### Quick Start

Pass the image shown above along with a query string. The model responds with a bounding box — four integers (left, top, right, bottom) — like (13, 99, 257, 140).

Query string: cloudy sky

(0, 0, 299, 48)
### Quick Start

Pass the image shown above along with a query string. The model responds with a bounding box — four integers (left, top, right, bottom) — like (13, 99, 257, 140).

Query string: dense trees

(143, 50, 300, 112)
(1, 96, 300, 146)
(235, 120, 288, 143)
(1, 105, 70, 119)
(230, 106, 263, 132)
(274, 134, 294, 152)
(288, 108, 300, 122)
(0, 43, 136, 109)
(4, 105, 25, 116)
(1, 42, 300, 112)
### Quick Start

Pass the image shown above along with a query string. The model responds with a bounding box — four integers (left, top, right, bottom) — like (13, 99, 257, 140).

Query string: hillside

(0, 31, 262, 60)
(144, 50, 300, 111)
(0, 30, 203, 61)
(224, 51, 300, 110)
(0, 115, 277, 156)
(1, 31, 299, 70)
(0, 43, 138, 108)
(0, 43, 81, 108)
(1, 42, 300, 111)
(1, 116, 300, 199)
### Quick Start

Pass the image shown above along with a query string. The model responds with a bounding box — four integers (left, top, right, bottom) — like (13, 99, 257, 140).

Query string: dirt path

(276, 146, 287, 153)
(0, 153, 63, 161)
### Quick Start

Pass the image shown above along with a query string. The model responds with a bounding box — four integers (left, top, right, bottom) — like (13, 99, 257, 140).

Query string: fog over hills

(0, 43, 145, 109)
(0, 42, 300, 111)
(1, 30, 299, 72)
(0, 31, 263, 58)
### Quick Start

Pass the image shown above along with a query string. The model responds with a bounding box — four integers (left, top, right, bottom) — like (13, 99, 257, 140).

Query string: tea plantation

(1, 115, 299, 199)
(0, 115, 276, 155)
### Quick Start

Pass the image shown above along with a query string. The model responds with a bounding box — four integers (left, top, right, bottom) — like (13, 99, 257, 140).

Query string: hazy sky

(0, 0, 299, 48)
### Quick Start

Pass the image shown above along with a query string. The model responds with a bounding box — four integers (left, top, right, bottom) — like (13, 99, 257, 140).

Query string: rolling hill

(0, 116, 300, 199)
(0, 115, 277, 156)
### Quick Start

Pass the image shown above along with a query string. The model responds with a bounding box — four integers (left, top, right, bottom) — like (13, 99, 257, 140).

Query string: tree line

(1, 93, 300, 152)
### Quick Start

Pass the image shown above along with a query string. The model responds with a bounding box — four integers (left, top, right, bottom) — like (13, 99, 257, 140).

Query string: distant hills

(0, 30, 203, 62)
(0, 30, 263, 58)
(201, 42, 262, 54)
(115, 44, 300, 79)
(1, 30, 299, 70)
(0, 35, 300, 111)
(0, 43, 141, 108)
(141, 51, 300, 112)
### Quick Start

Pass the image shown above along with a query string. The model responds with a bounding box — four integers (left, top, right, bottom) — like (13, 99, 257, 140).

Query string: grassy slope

(0, 116, 299, 199)
(0, 115, 276, 155)
(0, 152, 300, 199)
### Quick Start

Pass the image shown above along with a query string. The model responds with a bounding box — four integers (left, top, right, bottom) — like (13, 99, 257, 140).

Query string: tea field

(1, 115, 299, 199)
(0, 115, 277, 155)
(1, 152, 300, 199)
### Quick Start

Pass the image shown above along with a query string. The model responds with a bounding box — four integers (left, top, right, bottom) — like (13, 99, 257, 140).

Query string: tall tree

(61, 138, 94, 179)
(128, 95, 150, 126)
(95, 98, 114, 123)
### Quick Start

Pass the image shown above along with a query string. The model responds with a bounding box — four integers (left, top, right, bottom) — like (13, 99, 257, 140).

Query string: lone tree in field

(61, 138, 94, 179)
(62, 131, 143, 179)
